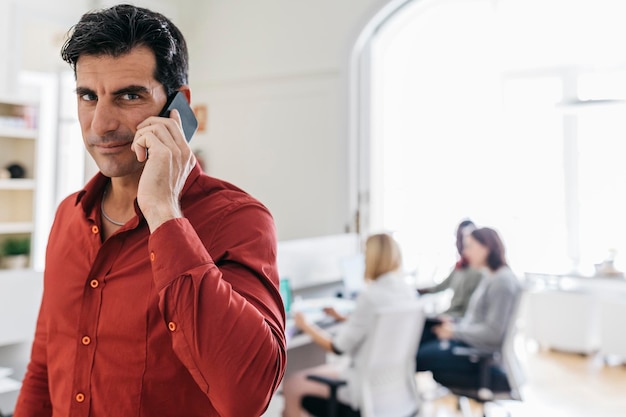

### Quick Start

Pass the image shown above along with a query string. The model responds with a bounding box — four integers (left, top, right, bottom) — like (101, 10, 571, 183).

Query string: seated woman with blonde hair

(282, 233, 418, 417)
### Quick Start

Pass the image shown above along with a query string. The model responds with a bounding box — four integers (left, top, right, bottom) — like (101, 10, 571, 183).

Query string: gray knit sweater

(428, 267, 484, 318)
(453, 266, 521, 352)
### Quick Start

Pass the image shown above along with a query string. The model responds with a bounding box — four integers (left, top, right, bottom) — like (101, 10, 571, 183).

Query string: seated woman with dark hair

(419, 219, 483, 319)
(415, 227, 521, 389)
(418, 219, 484, 346)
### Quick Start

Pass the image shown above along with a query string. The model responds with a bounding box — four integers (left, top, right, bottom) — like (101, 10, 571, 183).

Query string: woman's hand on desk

(294, 312, 311, 332)
(323, 307, 347, 322)
(294, 312, 335, 353)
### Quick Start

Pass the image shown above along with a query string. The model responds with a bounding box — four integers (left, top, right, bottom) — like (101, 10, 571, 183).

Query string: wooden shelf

(0, 179, 35, 190)
(0, 126, 37, 140)
(0, 222, 34, 234)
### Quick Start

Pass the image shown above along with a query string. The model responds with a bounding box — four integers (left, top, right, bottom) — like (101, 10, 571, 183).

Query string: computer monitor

(340, 253, 365, 297)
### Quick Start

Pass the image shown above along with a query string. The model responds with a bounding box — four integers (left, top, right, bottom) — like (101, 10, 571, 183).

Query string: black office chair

(302, 375, 360, 417)
(436, 291, 526, 417)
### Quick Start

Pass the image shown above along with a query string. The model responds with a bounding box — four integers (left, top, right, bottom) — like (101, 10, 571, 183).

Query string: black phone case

(159, 91, 198, 142)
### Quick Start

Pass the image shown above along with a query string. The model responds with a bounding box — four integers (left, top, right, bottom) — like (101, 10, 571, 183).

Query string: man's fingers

(136, 111, 185, 146)
(165, 109, 186, 142)
(169, 108, 182, 124)
(132, 139, 148, 163)
(132, 131, 160, 162)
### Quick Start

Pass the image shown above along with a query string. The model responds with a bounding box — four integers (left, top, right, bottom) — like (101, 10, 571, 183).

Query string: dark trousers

(419, 317, 441, 346)
(415, 340, 482, 389)
(301, 396, 361, 417)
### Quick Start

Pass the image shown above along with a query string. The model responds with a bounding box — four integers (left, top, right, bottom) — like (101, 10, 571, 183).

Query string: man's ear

(179, 86, 191, 103)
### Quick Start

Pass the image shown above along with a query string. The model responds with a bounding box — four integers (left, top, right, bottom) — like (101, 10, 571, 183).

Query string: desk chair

(437, 290, 526, 417)
(302, 303, 425, 417)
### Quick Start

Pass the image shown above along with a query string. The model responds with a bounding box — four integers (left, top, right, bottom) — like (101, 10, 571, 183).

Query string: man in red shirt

(14, 4, 286, 417)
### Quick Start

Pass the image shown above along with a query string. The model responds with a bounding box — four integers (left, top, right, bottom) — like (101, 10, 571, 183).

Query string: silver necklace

(101, 190, 126, 227)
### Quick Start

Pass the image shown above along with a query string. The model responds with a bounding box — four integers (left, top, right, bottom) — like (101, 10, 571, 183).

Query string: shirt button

(168, 321, 177, 332)
(91, 225, 99, 234)
(81, 336, 91, 346)
(89, 279, 99, 289)
(150, 252, 156, 262)
(75, 392, 85, 403)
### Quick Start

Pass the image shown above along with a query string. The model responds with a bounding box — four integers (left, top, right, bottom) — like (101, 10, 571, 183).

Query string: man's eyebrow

(74, 85, 151, 96)
(75, 86, 95, 96)
(112, 85, 151, 96)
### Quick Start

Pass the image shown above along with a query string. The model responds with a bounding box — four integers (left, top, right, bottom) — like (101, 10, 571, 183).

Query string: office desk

(283, 293, 354, 380)
(285, 320, 344, 379)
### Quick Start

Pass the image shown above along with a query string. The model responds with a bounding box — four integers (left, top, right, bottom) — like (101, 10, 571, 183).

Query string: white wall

(0, 0, 181, 96)
(0, 2, 11, 95)
(179, 0, 390, 240)
(1, 0, 395, 240)
(0, 0, 88, 97)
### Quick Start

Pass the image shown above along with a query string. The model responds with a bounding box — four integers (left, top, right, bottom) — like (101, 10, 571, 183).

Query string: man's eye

(122, 93, 140, 100)
(80, 93, 97, 102)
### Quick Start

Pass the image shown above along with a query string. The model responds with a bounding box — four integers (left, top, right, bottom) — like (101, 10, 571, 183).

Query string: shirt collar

(75, 172, 109, 215)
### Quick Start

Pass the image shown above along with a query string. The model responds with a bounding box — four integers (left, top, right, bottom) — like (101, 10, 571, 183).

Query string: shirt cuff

(330, 342, 343, 355)
(148, 217, 214, 290)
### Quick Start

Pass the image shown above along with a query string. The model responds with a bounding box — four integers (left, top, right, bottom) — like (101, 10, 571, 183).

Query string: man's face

(75, 46, 168, 179)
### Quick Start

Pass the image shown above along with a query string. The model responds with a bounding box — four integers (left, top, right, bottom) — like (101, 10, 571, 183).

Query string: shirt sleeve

(453, 277, 516, 351)
(427, 269, 455, 294)
(148, 201, 286, 417)
(332, 293, 375, 355)
(446, 269, 483, 317)
(13, 299, 52, 417)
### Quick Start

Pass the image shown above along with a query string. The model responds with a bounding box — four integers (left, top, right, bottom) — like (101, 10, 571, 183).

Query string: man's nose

(90, 100, 120, 137)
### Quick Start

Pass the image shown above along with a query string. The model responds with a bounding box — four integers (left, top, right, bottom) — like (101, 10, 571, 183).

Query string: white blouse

(332, 271, 418, 409)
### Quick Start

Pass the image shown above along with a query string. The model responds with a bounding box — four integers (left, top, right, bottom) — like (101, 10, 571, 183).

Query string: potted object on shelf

(1, 237, 30, 269)
(6, 162, 26, 179)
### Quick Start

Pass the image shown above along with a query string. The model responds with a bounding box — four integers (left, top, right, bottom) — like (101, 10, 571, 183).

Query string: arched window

(354, 0, 626, 281)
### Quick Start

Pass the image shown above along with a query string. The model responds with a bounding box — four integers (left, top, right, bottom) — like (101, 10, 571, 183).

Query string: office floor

(263, 348, 626, 417)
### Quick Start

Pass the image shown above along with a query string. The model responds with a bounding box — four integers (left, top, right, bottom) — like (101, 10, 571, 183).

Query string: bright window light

(368, 0, 626, 281)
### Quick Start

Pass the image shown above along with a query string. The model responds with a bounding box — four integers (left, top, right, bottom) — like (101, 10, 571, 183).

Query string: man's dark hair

(61, 4, 188, 96)
(470, 227, 507, 271)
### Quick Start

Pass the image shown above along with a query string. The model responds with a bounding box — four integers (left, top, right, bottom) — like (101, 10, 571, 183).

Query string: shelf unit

(0, 179, 36, 190)
(0, 97, 40, 414)
(0, 222, 34, 234)
(0, 73, 61, 416)
(0, 97, 39, 271)
(0, 126, 37, 141)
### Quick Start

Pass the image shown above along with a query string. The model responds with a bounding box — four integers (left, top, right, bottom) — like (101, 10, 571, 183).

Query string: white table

(525, 272, 626, 357)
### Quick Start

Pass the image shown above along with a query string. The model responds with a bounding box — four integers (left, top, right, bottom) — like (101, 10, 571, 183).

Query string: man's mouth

(95, 141, 132, 153)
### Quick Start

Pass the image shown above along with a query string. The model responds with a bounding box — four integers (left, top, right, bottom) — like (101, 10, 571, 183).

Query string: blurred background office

(0, 0, 625, 416)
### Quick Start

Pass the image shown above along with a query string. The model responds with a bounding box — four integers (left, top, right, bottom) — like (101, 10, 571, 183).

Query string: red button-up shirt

(14, 164, 286, 417)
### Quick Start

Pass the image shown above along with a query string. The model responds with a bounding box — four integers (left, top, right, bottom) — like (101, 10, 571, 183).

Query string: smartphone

(159, 91, 198, 142)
